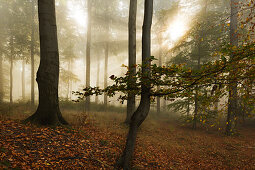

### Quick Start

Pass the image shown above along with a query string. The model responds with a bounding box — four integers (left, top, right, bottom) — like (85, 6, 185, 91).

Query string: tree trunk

(126, 0, 137, 124)
(85, 0, 91, 111)
(10, 36, 14, 105)
(156, 36, 162, 115)
(192, 0, 207, 129)
(25, 0, 68, 126)
(0, 53, 3, 103)
(193, 91, 199, 129)
(22, 56, 25, 100)
(187, 95, 190, 116)
(95, 55, 100, 103)
(226, 0, 238, 136)
(104, 35, 109, 107)
(117, 0, 153, 169)
(30, 0, 35, 106)
(66, 60, 71, 99)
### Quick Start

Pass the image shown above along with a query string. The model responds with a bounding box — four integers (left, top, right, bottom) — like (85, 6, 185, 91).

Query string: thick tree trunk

(0, 53, 3, 103)
(126, 0, 137, 124)
(22, 57, 25, 100)
(226, 0, 238, 136)
(10, 36, 14, 105)
(25, 0, 68, 126)
(30, 0, 35, 106)
(117, 0, 153, 169)
(85, 0, 91, 111)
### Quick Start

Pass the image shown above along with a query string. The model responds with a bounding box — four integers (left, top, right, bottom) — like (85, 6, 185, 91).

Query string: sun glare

(162, 14, 190, 49)
(166, 17, 187, 41)
(67, 1, 87, 29)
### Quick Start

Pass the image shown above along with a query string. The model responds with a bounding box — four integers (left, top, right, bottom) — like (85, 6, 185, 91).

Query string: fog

(0, 0, 202, 104)
(0, 0, 255, 169)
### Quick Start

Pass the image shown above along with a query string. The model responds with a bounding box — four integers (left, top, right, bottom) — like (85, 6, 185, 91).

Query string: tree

(169, 0, 229, 128)
(9, 36, 14, 105)
(225, 0, 239, 135)
(117, 0, 153, 168)
(104, 13, 109, 107)
(25, 0, 68, 126)
(85, 0, 92, 111)
(193, 0, 208, 129)
(126, 0, 137, 124)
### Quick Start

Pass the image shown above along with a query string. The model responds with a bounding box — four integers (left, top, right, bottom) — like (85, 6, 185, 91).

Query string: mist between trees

(0, 0, 254, 169)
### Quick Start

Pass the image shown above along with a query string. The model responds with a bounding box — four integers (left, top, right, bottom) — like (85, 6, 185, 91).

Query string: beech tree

(25, 0, 68, 126)
(85, 0, 92, 111)
(226, 0, 239, 135)
(126, 0, 137, 124)
(117, 0, 153, 168)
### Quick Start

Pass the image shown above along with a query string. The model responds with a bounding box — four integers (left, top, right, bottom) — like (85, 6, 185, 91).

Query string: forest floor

(1, 110, 255, 169)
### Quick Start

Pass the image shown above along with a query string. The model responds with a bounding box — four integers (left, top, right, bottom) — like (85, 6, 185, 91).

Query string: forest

(0, 0, 254, 169)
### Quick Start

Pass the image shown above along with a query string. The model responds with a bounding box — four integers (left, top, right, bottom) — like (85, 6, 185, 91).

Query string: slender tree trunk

(163, 98, 166, 111)
(104, 33, 109, 107)
(66, 60, 71, 99)
(69, 61, 73, 100)
(0, 53, 3, 103)
(25, 0, 67, 126)
(22, 56, 25, 100)
(126, 0, 137, 124)
(187, 96, 190, 116)
(85, 0, 91, 111)
(30, 0, 35, 106)
(117, 0, 153, 169)
(10, 36, 14, 105)
(95, 55, 100, 103)
(193, 0, 207, 129)
(214, 85, 219, 113)
(226, 0, 239, 135)
(193, 49, 201, 129)
(156, 36, 162, 115)
(193, 91, 199, 129)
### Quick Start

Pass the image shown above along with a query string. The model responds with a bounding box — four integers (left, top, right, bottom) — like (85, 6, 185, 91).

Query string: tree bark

(226, 0, 239, 135)
(85, 0, 91, 111)
(117, 0, 153, 169)
(25, 0, 68, 126)
(126, 0, 137, 124)
(30, 0, 35, 106)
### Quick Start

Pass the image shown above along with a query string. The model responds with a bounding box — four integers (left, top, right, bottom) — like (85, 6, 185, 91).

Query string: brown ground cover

(1, 111, 255, 169)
